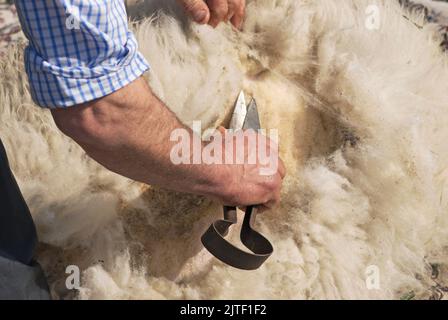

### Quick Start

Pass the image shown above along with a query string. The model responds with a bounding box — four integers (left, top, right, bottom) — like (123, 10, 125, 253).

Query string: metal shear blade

(201, 91, 274, 270)
(243, 98, 261, 131)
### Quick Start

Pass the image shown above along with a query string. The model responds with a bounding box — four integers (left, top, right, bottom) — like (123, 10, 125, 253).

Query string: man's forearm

(51, 77, 230, 200)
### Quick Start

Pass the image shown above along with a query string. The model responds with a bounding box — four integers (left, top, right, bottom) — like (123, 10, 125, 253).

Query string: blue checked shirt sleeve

(15, 0, 150, 108)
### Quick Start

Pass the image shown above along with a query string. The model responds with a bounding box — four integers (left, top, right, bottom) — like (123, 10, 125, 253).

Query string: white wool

(1, 0, 448, 299)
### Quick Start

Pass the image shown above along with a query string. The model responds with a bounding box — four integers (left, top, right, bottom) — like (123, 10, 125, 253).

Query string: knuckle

(211, 3, 228, 18)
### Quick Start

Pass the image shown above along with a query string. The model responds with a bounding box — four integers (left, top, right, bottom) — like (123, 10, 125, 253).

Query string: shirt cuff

(24, 49, 150, 109)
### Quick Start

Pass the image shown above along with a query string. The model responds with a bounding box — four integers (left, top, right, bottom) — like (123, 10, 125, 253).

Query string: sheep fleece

(0, 0, 448, 299)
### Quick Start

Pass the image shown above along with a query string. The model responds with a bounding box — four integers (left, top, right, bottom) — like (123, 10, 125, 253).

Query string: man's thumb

(178, 0, 210, 24)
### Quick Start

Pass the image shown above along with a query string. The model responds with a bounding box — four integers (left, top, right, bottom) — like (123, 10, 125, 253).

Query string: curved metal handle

(201, 206, 273, 270)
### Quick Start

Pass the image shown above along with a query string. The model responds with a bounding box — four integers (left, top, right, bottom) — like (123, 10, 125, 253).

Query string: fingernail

(193, 10, 207, 23)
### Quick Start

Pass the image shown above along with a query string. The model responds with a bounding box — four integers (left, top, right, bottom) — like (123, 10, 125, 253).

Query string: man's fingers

(230, 0, 245, 29)
(180, 0, 246, 29)
(178, 0, 210, 24)
(207, 0, 229, 27)
(225, 0, 239, 23)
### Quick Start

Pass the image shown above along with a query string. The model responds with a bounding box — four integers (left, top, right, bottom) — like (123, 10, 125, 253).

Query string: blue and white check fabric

(15, 0, 150, 108)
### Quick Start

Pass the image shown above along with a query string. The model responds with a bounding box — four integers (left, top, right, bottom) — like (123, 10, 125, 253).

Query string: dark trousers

(0, 138, 50, 300)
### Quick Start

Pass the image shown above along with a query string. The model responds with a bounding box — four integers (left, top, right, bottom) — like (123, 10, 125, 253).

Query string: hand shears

(201, 91, 274, 270)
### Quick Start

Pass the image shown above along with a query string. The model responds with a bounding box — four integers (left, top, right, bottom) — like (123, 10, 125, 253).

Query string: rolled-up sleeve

(15, 0, 150, 108)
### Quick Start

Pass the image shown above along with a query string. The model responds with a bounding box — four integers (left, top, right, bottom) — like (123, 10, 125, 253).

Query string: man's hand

(216, 128, 286, 210)
(178, 0, 246, 29)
